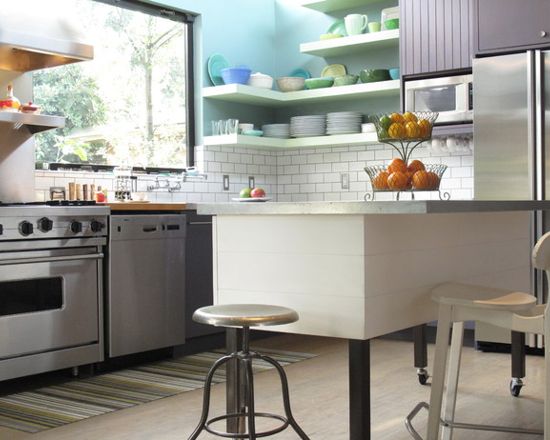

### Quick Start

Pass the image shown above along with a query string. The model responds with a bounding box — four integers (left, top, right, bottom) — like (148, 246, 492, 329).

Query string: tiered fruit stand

(364, 111, 450, 201)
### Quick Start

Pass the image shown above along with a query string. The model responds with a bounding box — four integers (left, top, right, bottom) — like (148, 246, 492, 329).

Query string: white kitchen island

(196, 200, 549, 440)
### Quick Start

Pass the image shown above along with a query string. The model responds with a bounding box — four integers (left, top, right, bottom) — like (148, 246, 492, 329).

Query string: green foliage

(33, 64, 107, 163)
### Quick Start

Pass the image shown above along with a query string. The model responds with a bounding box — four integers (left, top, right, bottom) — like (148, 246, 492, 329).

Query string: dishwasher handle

(142, 225, 158, 233)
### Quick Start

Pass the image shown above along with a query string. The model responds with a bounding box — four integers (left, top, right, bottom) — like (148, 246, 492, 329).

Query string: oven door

(405, 74, 473, 124)
(0, 246, 103, 360)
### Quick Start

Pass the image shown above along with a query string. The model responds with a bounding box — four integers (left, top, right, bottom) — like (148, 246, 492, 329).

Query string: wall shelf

(203, 132, 379, 149)
(300, 29, 399, 57)
(0, 112, 65, 134)
(297, 0, 380, 13)
(203, 80, 399, 107)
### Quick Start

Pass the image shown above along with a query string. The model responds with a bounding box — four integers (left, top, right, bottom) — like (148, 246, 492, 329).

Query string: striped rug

(0, 347, 315, 433)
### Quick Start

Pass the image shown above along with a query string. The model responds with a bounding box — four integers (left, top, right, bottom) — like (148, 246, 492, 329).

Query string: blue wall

(147, 0, 400, 142)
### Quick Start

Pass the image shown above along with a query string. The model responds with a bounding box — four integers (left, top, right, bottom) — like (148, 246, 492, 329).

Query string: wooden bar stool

(188, 304, 310, 440)
(406, 231, 550, 440)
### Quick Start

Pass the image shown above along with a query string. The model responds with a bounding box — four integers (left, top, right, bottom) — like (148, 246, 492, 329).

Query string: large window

(34, 0, 194, 168)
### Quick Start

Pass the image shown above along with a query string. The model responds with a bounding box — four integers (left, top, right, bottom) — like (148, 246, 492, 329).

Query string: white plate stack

(290, 115, 327, 138)
(326, 111, 363, 135)
(262, 123, 291, 139)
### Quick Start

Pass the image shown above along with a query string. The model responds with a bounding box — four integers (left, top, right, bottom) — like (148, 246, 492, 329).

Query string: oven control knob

(19, 221, 34, 236)
(38, 217, 54, 232)
(90, 220, 105, 233)
(70, 221, 83, 234)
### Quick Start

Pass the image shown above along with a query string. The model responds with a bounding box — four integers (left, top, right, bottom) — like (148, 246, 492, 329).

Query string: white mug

(345, 14, 368, 35)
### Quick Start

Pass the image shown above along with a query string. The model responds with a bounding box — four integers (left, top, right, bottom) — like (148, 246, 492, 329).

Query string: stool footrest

(205, 412, 289, 438)
(404, 401, 543, 439)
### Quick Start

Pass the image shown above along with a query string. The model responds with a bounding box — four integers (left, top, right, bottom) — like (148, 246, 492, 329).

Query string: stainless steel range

(0, 202, 108, 381)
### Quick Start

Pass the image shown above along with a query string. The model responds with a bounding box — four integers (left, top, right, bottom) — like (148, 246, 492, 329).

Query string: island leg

(349, 339, 371, 440)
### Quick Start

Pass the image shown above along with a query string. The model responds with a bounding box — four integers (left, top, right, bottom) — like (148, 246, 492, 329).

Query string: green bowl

(304, 76, 335, 89)
(333, 74, 358, 87)
(360, 69, 391, 83)
(384, 18, 399, 30)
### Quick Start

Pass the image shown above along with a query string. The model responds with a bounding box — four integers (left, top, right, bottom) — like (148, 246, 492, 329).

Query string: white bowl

(248, 73, 274, 89)
(276, 77, 305, 92)
(238, 123, 254, 132)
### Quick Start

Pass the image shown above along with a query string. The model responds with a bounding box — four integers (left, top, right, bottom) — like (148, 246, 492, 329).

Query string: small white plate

(232, 197, 272, 202)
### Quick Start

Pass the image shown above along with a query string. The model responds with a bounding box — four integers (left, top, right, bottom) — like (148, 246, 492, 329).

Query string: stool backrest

(532, 231, 550, 314)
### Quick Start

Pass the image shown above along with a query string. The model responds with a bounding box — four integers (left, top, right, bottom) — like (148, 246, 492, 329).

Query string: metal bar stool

(188, 304, 310, 440)
(405, 230, 550, 439)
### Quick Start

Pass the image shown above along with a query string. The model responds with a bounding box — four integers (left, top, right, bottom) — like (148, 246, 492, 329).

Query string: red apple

(250, 187, 266, 198)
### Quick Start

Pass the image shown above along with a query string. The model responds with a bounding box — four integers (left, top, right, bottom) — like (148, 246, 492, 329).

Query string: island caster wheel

(510, 378, 523, 397)
(417, 368, 429, 385)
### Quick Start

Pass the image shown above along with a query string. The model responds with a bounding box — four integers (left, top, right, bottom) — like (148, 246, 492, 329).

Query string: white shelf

(300, 29, 399, 57)
(297, 0, 381, 13)
(203, 132, 379, 149)
(0, 112, 65, 134)
(202, 80, 399, 107)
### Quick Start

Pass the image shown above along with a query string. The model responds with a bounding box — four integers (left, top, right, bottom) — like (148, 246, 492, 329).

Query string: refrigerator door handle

(534, 50, 545, 201)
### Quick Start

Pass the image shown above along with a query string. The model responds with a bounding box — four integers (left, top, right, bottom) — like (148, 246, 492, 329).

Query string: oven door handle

(0, 253, 104, 266)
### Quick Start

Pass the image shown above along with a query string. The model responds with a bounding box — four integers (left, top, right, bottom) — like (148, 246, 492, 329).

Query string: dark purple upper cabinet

(400, 0, 472, 77)
(473, 0, 550, 55)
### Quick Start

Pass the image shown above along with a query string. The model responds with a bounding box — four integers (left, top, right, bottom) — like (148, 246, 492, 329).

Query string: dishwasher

(108, 214, 186, 358)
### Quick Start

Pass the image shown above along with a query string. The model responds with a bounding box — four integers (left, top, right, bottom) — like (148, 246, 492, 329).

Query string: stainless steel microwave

(404, 74, 473, 124)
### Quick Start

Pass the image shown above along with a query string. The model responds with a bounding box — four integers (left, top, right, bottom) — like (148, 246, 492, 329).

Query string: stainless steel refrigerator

(473, 51, 548, 349)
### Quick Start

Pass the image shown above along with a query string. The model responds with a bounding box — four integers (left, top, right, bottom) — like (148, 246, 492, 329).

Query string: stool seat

(432, 282, 537, 311)
(192, 304, 299, 327)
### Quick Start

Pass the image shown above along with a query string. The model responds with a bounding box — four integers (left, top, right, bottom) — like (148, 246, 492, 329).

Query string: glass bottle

(0, 84, 20, 112)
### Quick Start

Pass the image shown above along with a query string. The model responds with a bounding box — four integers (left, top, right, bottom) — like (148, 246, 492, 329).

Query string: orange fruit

(390, 112, 405, 124)
(372, 171, 390, 189)
(405, 121, 421, 139)
(412, 170, 431, 189)
(417, 119, 432, 138)
(387, 171, 409, 190)
(388, 122, 405, 139)
(427, 171, 440, 189)
(387, 157, 407, 174)
(403, 111, 418, 123)
(405, 171, 415, 189)
(407, 159, 425, 173)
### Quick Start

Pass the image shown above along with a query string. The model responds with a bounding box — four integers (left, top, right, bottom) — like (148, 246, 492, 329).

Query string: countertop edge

(196, 200, 550, 215)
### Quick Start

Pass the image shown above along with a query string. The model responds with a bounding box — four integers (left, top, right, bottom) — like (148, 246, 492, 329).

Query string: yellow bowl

(320, 33, 343, 40)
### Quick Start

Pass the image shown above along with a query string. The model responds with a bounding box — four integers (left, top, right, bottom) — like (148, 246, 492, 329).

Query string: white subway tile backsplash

(292, 174, 307, 184)
(340, 151, 357, 162)
(332, 162, 348, 172)
(299, 164, 315, 174)
(374, 150, 393, 160)
(358, 151, 375, 161)
(308, 193, 324, 201)
(315, 163, 331, 173)
(307, 173, 324, 184)
(307, 154, 324, 164)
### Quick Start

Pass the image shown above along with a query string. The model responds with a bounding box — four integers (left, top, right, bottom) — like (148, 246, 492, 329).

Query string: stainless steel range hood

(0, 4, 94, 72)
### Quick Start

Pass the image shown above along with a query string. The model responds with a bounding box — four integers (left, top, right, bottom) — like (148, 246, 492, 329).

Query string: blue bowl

(389, 68, 400, 80)
(221, 67, 252, 85)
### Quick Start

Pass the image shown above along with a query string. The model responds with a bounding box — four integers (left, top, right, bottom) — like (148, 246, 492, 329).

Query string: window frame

(55, 0, 196, 168)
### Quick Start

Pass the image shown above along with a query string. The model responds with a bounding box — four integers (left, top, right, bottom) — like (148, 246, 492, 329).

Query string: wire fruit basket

(364, 111, 450, 200)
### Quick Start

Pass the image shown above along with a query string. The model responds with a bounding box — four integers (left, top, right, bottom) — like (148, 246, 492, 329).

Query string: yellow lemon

(417, 119, 432, 138)
(390, 112, 405, 124)
(403, 111, 418, 123)
(388, 122, 405, 139)
(405, 121, 420, 139)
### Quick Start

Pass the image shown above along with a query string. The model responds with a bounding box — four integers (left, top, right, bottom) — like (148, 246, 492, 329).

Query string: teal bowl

(384, 18, 399, 30)
(389, 68, 400, 80)
(305, 76, 335, 89)
(333, 74, 359, 87)
(360, 69, 391, 83)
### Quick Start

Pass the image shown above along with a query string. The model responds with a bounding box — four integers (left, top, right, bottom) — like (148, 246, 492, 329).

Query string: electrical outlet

(223, 175, 230, 191)
(340, 173, 349, 190)
(248, 176, 255, 188)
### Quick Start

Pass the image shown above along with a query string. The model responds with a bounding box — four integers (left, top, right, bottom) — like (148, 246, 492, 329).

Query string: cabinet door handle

(541, 31, 548, 38)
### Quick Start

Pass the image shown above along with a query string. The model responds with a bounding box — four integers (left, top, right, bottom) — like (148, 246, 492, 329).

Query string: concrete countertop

(196, 200, 550, 215)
